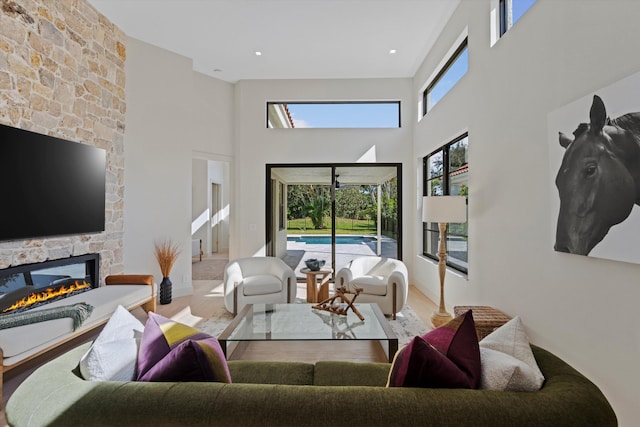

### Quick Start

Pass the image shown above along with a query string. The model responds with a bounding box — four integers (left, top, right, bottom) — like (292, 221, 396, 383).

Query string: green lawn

(287, 217, 376, 235)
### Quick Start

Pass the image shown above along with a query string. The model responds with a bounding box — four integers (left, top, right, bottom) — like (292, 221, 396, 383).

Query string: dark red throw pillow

(387, 310, 480, 388)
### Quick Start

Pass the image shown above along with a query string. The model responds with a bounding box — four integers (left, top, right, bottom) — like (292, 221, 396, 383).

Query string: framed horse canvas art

(548, 71, 640, 264)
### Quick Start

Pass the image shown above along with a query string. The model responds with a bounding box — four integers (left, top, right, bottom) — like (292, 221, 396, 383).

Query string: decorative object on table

(304, 258, 325, 271)
(311, 309, 364, 339)
(422, 195, 467, 328)
(312, 284, 364, 321)
(154, 238, 181, 305)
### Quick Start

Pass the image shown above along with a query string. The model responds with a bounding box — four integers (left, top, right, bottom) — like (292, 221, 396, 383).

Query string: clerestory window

(500, 0, 536, 36)
(422, 38, 468, 116)
(267, 101, 401, 129)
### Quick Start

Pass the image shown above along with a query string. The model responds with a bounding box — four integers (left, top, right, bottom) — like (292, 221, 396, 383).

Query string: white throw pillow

(79, 305, 144, 381)
(478, 316, 545, 391)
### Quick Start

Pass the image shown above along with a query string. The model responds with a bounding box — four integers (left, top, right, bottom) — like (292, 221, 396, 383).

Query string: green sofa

(5, 343, 616, 427)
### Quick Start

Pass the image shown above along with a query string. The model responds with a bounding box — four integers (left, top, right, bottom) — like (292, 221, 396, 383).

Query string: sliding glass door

(266, 163, 401, 279)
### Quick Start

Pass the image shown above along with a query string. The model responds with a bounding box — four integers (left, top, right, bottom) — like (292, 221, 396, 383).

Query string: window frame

(422, 38, 468, 116)
(278, 181, 286, 231)
(500, 0, 509, 36)
(266, 101, 401, 129)
(499, 0, 535, 36)
(422, 133, 469, 274)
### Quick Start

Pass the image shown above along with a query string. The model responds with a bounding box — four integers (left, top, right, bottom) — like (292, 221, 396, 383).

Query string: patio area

(283, 234, 398, 280)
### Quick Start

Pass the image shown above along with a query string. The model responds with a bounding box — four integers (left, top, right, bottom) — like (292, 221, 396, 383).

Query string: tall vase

(160, 276, 172, 305)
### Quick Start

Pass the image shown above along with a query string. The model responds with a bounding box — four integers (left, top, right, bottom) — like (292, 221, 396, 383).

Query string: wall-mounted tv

(0, 124, 106, 241)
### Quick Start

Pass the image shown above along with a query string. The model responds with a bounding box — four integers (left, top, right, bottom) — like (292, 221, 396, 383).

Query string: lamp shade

(422, 196, 467, 223)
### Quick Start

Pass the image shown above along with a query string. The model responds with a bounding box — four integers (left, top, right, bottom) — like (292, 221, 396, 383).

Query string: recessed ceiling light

(389, 49, 397, 54)
(255, 51, 262, 56)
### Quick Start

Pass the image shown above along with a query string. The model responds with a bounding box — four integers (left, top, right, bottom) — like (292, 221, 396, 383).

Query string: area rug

(192, 258, 227, 280)
(197, 298, 430, 347)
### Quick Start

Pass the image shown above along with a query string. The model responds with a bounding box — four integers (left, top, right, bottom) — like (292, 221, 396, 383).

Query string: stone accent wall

(0, 0, 126, 283)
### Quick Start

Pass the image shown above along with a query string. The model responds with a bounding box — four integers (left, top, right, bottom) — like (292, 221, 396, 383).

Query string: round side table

(300, 267, 333, 303)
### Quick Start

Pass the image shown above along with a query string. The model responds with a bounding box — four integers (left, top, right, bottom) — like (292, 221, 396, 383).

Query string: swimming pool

(287, 235, 376, 245)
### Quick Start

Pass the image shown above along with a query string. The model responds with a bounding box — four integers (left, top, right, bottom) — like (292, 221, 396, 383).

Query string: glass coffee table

(219, 303, 398, 362)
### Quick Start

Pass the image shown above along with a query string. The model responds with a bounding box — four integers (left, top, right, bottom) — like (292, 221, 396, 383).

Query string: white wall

(192, 159, 230, 256)
(208, 160, 230, 253)
(412, 1, 640, 424)
(191, 158, 208, 250)
(231, 78, 414, 261)
(191, 72, 235, 156)
(124, 38, 234, 297)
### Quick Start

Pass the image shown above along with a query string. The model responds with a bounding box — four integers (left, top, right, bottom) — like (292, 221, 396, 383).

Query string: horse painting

(555, 95, 640, 255)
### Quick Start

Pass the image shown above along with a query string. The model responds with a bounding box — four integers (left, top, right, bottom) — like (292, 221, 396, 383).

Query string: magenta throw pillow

(136, 312, 231, 383)
(387, 310, 480, 388)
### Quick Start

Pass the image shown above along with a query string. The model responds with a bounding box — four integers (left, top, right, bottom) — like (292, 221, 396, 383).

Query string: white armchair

(223, 257, 297, 315)
(335, 256, 408, 319)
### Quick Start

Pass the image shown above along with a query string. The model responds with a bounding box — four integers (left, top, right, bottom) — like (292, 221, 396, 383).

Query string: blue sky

(513, 0, 536, 24)
(287, 102, 400, 128)
(429, 47, 468, 109)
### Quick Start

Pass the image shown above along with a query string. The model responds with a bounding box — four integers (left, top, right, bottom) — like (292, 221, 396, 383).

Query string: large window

(267, 101, 401, 129)
(500, 0, 536, 36)
(423, 38, 468, 115)
(423, 134, 468, 273)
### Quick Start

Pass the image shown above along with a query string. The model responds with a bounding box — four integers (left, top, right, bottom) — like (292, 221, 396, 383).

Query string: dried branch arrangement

(154, 239, 181, 277)
(312, 285, 364, 321)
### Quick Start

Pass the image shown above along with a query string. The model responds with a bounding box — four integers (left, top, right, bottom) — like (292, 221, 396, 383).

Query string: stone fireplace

(0, 0, 127, 284)
(0, 254, 99, 315)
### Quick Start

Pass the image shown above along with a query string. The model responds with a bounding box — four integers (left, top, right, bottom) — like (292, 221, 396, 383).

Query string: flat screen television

(0, 124, 106, 241)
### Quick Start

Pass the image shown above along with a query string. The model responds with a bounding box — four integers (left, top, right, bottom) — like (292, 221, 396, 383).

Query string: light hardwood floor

(1, 279, 438, 424)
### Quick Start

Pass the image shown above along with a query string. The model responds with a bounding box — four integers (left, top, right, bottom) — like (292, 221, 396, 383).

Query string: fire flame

(2, 280, 92, 313)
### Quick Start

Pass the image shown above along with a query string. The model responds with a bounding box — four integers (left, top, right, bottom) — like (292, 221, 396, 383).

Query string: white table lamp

(422, 195, 467, 327)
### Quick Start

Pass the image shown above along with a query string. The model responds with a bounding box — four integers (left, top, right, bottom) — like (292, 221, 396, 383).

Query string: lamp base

(431, 310, 453, 328)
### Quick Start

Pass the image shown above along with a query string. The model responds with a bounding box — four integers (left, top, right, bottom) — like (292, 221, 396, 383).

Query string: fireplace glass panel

(0, 263, 90, 297)
(0, 254, 99, 314)
(31, 264, 89, 289)
(0, 274, 28, 294)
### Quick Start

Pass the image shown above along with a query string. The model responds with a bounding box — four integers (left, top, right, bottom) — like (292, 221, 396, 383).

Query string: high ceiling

(88, 0, 460, 83)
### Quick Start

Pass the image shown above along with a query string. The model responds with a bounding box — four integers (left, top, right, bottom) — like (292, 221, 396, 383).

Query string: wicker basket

(453, 305, 511, 340)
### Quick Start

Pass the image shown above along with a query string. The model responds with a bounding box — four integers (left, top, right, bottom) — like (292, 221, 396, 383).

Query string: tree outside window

(423, 134, 468, 273)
